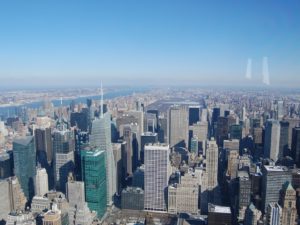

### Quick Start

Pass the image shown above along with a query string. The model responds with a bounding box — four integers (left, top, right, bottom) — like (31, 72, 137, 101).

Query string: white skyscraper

(266, 203, 282, 225)
(206, 138, 219, 203)
(35, 167, 48, 197)
(144, 143, 170, 212)
(89, 85, 116, 206)
(264, 119, 280, 162)
(67, 179, 95, 225)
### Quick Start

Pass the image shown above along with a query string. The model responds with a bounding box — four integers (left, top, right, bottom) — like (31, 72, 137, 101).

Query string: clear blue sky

(0, 1, 299, 87)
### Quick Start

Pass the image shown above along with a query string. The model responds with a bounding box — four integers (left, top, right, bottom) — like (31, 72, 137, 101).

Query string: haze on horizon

(0, 1, 299, 88)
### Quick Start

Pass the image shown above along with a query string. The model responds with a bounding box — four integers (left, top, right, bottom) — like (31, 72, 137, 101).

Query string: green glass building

(13, 136, 36, 201)
(81, 146, 107, 219)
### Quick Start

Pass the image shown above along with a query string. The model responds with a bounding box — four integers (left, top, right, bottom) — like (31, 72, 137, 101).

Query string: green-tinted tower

(81, 146, 107, 219)
(13, 136, 36, 201)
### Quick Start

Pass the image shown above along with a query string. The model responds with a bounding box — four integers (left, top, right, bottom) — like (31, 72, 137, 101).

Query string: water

(0, 88, 147, 118)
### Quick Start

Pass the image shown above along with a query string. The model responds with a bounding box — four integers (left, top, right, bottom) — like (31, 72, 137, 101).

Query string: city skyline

(0, 1, 299, 87)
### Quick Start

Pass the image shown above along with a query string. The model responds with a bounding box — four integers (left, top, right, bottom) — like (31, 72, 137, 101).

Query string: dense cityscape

(1, 1, 299, 225)
(0, 86, 300, 225)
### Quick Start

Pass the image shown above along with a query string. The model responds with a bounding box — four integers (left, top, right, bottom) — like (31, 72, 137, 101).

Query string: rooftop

(209, 204, 231, 214)
(264, 165, 288, 172)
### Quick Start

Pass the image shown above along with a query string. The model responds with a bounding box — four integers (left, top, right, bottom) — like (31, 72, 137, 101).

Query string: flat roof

(264, 165, 288, 172)
(211, 205, 231, 214)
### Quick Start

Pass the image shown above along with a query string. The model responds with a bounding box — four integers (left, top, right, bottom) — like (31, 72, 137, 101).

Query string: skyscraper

(280, 182, 298, 225)
(35, 167, 49, 197)
(208, 204, 232, 225)
(141, 132, 158, 163)
(206, 138, 219, 203)
(89, 112, 116, 206)
(53, 129, 75, 193)
(188, 105, 200, 126)
(266, 203, 281, 225)
(264, 119, 280, 162)
(244, 203, 262, 225)
(279, 121, 289, 159)
(168, 105, 189, 148)
(35, 127, 53, 165)
(66, 177, 96, 225)
(13, 136, 36, 201)
(0, 177, 27, 222)
(292, 127, 300, 167)
(262, 165, 291, 212)
(81, 146, 107, 219)
(144, 143, 170, 212)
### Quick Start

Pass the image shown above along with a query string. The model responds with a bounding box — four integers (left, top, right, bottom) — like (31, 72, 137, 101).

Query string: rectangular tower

(144, 143, 170, 212)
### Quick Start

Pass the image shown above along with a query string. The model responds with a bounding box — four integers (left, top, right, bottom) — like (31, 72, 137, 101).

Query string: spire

(100, 81, 104, 118)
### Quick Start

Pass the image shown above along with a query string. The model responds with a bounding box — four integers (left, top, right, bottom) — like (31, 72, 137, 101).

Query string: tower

(168, 105, 189, 148)
(89, 112, 116, 206)
(262, 165, 291, 212)
(35, 167, 49, 197)
(279, 121, 289, 159)
(266, 203, 281, 225)
(81, 146, 107, 219)
(13, 136, 36, 201)
(53, 129, 75, 193)
(292, 127, 300, 167)
(144, 143, 170, 212)
(206, 138, 219, 203)
(264, 119, 280, 162)
(280, 182, 298, 225)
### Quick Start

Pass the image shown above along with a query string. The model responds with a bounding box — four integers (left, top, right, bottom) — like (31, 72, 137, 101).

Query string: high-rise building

(89, 111, 116, 206)
(279, 121, 289, 159)
(189, 106, 200, 126)
(262, 165, 291, 212)
(35, 127, 53, 165)
(34, 127, 53, 188)
(264, 119, 280, 162)
(53, 129, 75, 193)
(141, 132, 158, 163)
(0, 151, 13, 179)
(168, 172, 200, 215)
(168, 106, 189, 148)
(35, 167, 49, 197)
(244, 203, 262, 225)
(66, 178, 96, 225)
(237, 171, 251, 220)
(112, 143, 123, 195)
(292, 127, 300, 167)
(266, 203, 282, 225)
(280, 182, 298, 225)
(283, 118, 300, 149)
(70, 110, 89, 132)
(144, 143, 170, 212)
(206, 139, 219, 203)
(121, 187, 144, 210)
(0, 177, 27, 222)
(81, 146, 107, 218)
(208, 204, 232, 225)
(216, 117, 229, 147)
(13, 136, 36, 201)
(229, 124, 242, 140)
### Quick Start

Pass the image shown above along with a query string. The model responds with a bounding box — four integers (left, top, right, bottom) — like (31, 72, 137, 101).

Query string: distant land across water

(0, 87, 148, 118)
